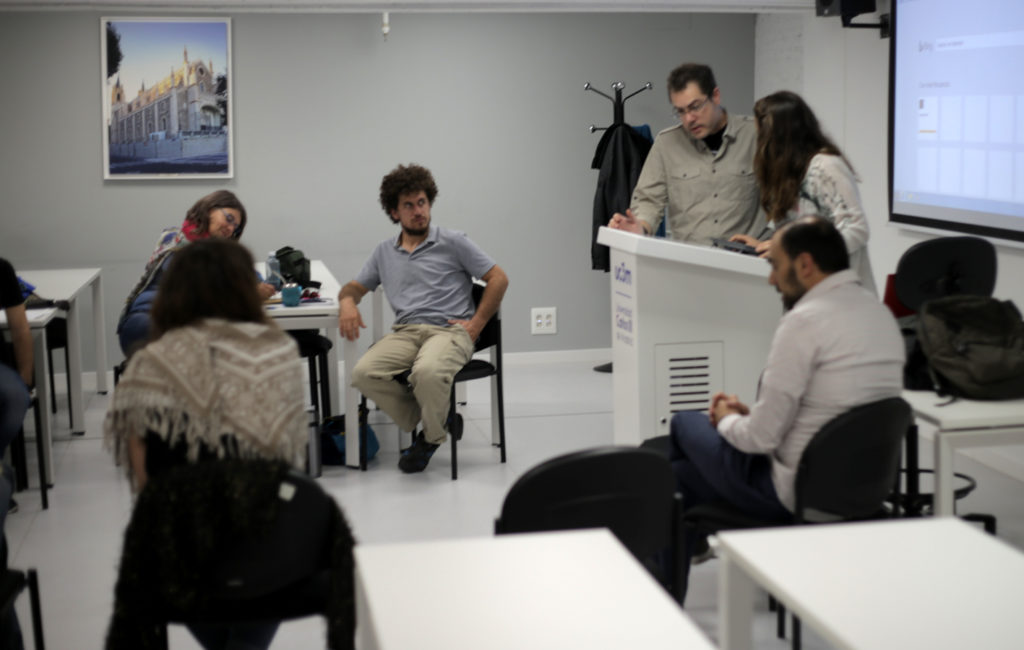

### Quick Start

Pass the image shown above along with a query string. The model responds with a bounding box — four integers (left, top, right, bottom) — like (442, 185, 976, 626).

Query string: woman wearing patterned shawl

(728, 90, 876, 294)
(105, 239, 307, 650)
(116, 190, 276, 357)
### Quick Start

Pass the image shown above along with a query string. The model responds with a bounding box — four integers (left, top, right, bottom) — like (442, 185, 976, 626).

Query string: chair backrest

(109, 460, 354, 648)
(470, 282, 501, 354)
(496, 446, 676, 561)
(208, 467, 335, 600)
(894, 236, 996, 311)
(794, 397, 912, 521)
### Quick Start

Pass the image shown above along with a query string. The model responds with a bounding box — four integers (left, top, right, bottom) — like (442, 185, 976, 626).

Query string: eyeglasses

(672, 96, 711, 119)
(220, 209, 239, 231)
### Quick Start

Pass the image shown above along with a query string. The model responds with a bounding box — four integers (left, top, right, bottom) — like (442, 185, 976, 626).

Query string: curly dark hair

(184, 189, 247, 239)
(378, 164, 438, 222)
(667, 63, 717, 97)
(150, 239, 267, 339)
(754, 91, 852, 224)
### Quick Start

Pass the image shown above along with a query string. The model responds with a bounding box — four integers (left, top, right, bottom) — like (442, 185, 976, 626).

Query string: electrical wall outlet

(531, 307, 557, 335)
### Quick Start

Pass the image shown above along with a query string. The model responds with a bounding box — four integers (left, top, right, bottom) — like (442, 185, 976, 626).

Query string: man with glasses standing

(607, 63, 764, 244)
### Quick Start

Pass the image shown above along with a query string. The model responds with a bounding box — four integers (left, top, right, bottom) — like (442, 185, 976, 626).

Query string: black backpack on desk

(274, 246, 320, 289)
(915, 295, 1024, 400)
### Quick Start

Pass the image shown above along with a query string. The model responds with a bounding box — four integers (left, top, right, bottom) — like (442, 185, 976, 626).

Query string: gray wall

(0, 11, 755, 368)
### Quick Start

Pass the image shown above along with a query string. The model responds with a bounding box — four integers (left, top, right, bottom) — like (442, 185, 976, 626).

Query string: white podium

(597, 227, 783, 445)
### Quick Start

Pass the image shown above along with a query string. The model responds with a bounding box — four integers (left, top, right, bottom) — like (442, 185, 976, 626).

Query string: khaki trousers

(351, 324, 474, 444)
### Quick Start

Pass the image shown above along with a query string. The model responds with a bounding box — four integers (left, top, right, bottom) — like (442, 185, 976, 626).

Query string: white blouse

(790, 153, 876, 295)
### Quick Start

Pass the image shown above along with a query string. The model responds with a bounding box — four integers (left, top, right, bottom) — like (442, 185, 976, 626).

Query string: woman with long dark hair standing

(732, 91, 876, 293)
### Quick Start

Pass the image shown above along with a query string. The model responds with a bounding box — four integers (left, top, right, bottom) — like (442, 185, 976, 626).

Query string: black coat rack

(585, 81, 652, 133)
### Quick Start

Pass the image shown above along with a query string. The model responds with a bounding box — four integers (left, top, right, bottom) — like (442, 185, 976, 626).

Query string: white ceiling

(0, 0, 815, 14)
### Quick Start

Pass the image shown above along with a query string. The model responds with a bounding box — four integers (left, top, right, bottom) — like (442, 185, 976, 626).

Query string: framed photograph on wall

(101, 17, 233, 180)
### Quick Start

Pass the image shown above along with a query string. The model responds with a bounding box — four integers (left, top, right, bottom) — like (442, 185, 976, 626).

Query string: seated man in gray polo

(338, 163, 509, 473)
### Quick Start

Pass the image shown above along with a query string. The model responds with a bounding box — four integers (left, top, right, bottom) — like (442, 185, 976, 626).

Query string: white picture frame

(101, 17, 233, 180)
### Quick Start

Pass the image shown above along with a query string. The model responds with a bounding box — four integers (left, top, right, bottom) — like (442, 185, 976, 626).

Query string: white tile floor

(10, 352, 1024, 649)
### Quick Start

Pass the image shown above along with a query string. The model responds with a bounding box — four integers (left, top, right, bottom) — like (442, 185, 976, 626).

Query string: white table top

(0, 267, 101, 328)
(597, 225, 769, 278)
(0, 306, 57, 327)
(18, 268, 101, 302)
(717, 518, 1024, 649)
(355, 529, 714, 650)
(903, 389, 1024, 430)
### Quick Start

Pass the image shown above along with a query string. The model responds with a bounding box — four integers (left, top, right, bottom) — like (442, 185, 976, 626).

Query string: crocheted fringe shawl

(104, 319, 307, 480)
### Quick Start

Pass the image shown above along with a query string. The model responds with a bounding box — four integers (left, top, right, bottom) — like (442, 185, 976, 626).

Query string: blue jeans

(0, 364, 29, 457)
(669, 411, 790, 604)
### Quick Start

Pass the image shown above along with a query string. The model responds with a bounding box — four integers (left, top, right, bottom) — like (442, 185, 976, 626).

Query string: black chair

(682, 397, 912, 649)
(288, 330, 333, 425)
(107, 460, 354, 649)
(113, 360, 126, 386)
(495, 446, 683, 601)
(0, 568, 45, 650)
(891, 236, 998, 533)
(359, 283, 506, 480)
(446, 282, 506, 480)
(11, 394, 48, 510)
(44, 318, 72, 427)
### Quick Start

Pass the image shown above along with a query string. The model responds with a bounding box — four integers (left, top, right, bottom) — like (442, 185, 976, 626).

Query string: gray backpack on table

(917, 294, 1024, 400)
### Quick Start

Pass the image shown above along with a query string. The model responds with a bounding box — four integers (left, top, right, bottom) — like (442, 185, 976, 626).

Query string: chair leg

(792, 614, 801, 650)
(27, 569, 45, 650)
(48, 349, 57, 415)
(449, 391, 458, 481)
(11, 424, 28, 492)
(317, 351, 331, 419)
(63, 346, 71, 428)
(33, 398, 48, 510)
(306, 356, 320, 425)
(777, 603, 786, 639)
(495, 366, 507, 463)
(358, 395, 369, 471)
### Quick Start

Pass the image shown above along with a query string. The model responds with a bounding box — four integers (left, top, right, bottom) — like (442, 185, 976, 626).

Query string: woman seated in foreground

(115, 190, 276, 358)
(731, 90, 876, 294)
(105, 238, 307, 650)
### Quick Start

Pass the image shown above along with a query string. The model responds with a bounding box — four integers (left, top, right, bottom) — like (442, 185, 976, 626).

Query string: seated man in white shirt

(669, 216, 904, 602)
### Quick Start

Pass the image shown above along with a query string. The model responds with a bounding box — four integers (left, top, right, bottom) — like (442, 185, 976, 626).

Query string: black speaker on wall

(816, 0, 877, 19)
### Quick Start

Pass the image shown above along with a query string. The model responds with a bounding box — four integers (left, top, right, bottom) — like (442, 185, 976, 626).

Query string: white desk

(902, 389, 1024, 516)
(10, 268, 107, 435)
(355, 529, 714, 650)
(717, 518, 1024, 650)
(1, 268, 106, 484)
(597, 227, 781, 445)
(261, 260, 346, 444)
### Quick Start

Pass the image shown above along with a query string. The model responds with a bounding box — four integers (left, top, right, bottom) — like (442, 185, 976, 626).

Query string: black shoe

(447, 412, 464, 441)
(399, 432, 440, 473)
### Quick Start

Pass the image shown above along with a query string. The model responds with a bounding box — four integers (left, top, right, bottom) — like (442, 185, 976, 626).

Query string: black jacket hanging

(590, 123, 652, 271)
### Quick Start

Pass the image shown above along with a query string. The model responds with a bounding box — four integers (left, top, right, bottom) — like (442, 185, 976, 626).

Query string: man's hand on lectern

(608, 209, 647, 235)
